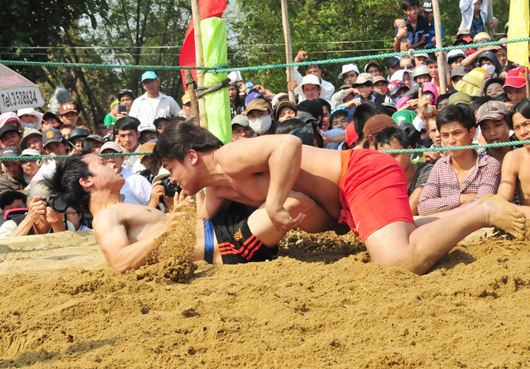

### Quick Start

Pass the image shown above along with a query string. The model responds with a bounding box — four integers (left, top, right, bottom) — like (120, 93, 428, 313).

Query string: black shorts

(210, 202, 278, 265)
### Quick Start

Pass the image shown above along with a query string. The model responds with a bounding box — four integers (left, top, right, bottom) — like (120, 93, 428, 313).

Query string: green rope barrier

(0, 140, 528, 162)
(1, 38, 528, 73)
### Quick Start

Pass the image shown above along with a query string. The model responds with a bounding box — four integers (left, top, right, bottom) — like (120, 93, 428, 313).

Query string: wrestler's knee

(284, 191, 316, 216)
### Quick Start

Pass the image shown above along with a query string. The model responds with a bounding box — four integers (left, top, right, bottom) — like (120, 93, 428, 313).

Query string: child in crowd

(352, 74, 384, 104)
(504, 68, 528, 106)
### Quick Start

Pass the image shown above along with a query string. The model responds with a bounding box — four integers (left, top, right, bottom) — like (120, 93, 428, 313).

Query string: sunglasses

(401, 64, 414, 70)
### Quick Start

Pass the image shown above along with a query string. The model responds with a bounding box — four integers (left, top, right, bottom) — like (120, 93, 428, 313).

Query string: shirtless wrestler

(45, 151, 317, 273)
(154, 122, 529, 275)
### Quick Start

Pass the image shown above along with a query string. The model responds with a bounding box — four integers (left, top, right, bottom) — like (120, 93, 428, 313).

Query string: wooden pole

(184, 70, 200, 119)
(526, 67, 530, 99)
(280, 0, 295, 103)
(191, 0, 208, 129)
(432, 0, 446, 94)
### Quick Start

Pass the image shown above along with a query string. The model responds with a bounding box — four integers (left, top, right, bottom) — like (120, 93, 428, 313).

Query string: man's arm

(417, 163, 462, 215)
(220, 135, 304, 230)
(474, 157, 501, 200)
(409, 186, 423, 215)
(410, 35, 427, 50)
(498, 151, 519, 202)
(8, 196, 46, 238)
(393, 25, 408, 52)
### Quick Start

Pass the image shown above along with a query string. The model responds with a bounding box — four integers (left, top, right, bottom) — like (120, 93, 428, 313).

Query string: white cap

(447, 49, 466, 61)
(338, 64, 360, 79)
(414, 52, 429, 59)
(17, 108, 43, 119)
(20, 148, 41, 157)
(139, 124, 157, 133)
(294, 75, 321, 96)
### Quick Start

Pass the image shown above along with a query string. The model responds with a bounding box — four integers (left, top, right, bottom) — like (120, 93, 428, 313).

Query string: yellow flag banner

(507, 0, 530, 67)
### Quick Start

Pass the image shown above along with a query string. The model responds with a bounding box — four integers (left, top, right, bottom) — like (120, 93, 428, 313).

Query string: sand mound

(1, 229, 530, 368)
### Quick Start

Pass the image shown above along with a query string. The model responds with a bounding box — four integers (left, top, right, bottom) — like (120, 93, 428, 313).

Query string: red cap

(345, 122, 358, 147)
(504, 67, 528, 89)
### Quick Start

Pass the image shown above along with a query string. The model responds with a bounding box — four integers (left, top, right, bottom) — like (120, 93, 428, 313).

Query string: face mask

(249, 115, 272, 135)
(21, 122, 37, 130)
(483, 64, 496, 75)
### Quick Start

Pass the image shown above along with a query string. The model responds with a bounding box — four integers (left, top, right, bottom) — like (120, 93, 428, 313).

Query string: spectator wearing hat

(153, 116, 170, 135)
(31, 129, 69, 184)
(296, 100, 324, 127)
(422, 0, 444, 48)
(364, 60, 383, 77)
(82, 134, 105, 154)
(352, 74, 384, 104)
(414, 52, 429, 66)
(447, 50, 466, 70)
(476, 101, 518, 164)
(374, 76, 389, 97)
(448, 92, 472, 106)
(17, 108, 42, 131)
(330, 85, 357, 110)
(19, 128, 45, 155)
(418, 104, 500, 215)
(139, 125, 158, 144)
(292, 75, 324, 102)
(244, 98, 279, 136)
(116, 89, 136, 119)
(503, 68, 528, 105)
(48, 73, 76, 115)
(387, 81, 410, 107)
(41, 112, 60, 131)
(0, 147, 27, 196)
(358, 114, 397, 149)
(385, 57, 402, 80)
(271, 93, 289, 109)
(59, 103, 79, 126)
(459, 0, 497, 38)
(273, 101, 296, 123)
(450, 66, 469, 87)
(0, 181, 75, 239)
(104, 99, 120, 127)
(68, 128, 91, 154)
(291, 50, 335, 102)
(129, 71, 181, 127)
(375, 126, 433, 214)
(461, 33, 501, 69)
(136, 141, 160, 183)
(338, 64, 360, 86)
(412, 64, 431, 84)
(231, 115, 254, 142)
(0, 124, 22, 150)
(390, 70, 414, 90)
(393, 0, 429, 52)
(180, 92, 193, 118)
(20, 149, 42, 183)
(100, 142, 152, 205)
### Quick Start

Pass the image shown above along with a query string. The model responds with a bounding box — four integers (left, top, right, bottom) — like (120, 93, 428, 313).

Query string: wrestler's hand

(267, 207, 306, 231)
(171, 190, 194, 213)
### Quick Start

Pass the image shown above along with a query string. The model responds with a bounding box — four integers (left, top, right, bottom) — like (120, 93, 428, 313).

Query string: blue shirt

(426, 19, 445, 47)
(470, 14, 484, 38)
(394, 15, 430, 48)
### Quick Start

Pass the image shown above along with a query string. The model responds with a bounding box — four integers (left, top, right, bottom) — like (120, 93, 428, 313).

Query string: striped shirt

(418, 152, 501, 215)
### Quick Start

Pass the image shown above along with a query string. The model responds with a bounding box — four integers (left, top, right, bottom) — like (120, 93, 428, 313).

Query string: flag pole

(432, 0, 446, 94)
(280, 0, 295, 103)
(191, 0, 208, 129)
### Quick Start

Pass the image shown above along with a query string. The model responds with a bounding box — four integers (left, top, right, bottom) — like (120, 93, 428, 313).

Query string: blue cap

(141, 71, 158, 82)
(245, 92, 262, 106)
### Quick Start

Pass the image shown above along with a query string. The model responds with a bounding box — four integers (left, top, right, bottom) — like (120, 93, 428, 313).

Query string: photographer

(0, 181, 74, 239)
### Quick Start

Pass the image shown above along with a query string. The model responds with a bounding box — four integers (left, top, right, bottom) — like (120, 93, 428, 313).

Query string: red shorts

(339, 149, 415, 242)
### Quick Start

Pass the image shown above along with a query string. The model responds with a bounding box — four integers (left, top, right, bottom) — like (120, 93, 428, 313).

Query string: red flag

(180, 0, 227, 87)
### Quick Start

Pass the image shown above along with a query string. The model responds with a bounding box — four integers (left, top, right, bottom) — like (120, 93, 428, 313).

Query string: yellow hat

(139, 141, 156, 161)
(473, 32, 491, 43)
(182, 91, 191, 105)
(455, 68, 486, 96)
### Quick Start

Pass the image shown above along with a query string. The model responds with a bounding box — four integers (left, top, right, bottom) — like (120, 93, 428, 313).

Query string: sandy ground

(1, 228, 530, 368)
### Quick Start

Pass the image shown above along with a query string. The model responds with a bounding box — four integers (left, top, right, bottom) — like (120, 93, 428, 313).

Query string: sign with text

(0, 64, 44, 113)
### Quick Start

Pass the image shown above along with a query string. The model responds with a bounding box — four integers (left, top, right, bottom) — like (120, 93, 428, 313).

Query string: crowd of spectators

(0, 0, 529, 243)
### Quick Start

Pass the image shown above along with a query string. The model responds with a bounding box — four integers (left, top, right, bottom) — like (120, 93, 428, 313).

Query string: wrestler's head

(155, 121, 223, 195)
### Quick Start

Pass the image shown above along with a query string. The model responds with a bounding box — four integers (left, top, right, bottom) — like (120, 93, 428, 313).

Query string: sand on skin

(1, 227, 530, 368)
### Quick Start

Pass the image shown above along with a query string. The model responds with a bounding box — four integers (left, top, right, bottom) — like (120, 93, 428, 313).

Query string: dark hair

(296, 100, 324, 122)
(436, 93, 453, 109)
(82, 139, 102, 151)
(470, 95, 492, 113)
(0, 191, 27, 210)
(483, 78, 506, 94)
(374, 126, 411, 149)
(59, 123, 75, 131)
(351, 103, 388, 141)
(44, 150, 93, 212)
(276, 119, 306, 134)
(507, 98, 530, 129)
(426, 55, 437, 66)
(494, 93, 511, 103)
(330, 110, 349, 126)
(402, 0, 419, 10)
(436, 104, 476, 131)
(304, 63, 322, 71)
(154, 122, 223, 162)
(114, 116, 140, 137)
(315, 98, 331, 115)
(95, 121, 105, 128)
(61, 72, 75, 82)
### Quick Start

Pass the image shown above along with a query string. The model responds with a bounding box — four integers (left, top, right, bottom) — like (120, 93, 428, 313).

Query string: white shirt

(32, 160, 57, 183)
(122, 145, 141, 173)
(120, 168, 152, 205)
(129, 91, 181, 126)
(0, 218, 75, 239)
(294, 68, 335, 102)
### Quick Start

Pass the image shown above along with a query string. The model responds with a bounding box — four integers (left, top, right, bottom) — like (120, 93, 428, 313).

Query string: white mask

(249, 115, 272, 135)
(21, 122, 37, 130)
(483, 64, 496, 75)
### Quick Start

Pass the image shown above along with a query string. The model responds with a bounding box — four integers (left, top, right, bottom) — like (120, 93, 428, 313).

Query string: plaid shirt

(418, 152, 501, 215)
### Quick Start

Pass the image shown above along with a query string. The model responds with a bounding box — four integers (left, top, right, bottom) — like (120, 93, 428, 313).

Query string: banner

(507, 0, 530, 67)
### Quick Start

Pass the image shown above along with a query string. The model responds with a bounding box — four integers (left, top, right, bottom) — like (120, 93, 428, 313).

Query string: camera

(160, 177, 182, 198)
(42, 194, 68, 213)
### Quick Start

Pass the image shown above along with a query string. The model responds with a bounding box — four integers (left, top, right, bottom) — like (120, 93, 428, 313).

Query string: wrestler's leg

(365, 195, 527, 275)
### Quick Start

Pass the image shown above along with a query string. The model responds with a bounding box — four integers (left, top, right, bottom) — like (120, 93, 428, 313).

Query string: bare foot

(484, 195, 527, 241)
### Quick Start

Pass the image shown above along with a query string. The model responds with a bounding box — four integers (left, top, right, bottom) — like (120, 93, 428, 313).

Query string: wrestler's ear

(79, 176, 94, 189)
(187, 149, 199, 165)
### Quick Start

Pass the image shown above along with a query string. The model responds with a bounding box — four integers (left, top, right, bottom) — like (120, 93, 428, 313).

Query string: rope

(1, 38, 527, 73)
(1, 140, 528, 162)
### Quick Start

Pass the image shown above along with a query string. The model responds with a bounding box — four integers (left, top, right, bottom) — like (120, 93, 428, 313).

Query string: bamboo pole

(526, 67, 530, 99)
(184, 70, 200, 119)
(191, 0, 208, 129)
(432, 0, 446, 94)
(280, 0, 295, 103)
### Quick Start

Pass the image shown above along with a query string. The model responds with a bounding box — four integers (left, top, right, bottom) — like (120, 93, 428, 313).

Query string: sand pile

(1, 229, 530, 368)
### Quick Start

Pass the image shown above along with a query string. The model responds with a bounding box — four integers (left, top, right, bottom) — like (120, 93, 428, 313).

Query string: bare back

(499, 148, 530, 205)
